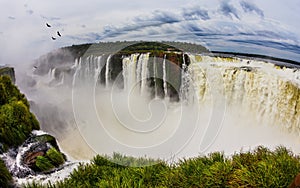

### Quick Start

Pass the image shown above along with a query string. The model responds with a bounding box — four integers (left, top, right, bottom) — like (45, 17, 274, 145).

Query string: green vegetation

(63, 41, 208, 57)
(31, 147, 65, 172)
(118, 42, 182, 54)
(24, 146, 300, 187)
(0, 76, 40, 151)
(45, 147, 65, 167)
(0, 74, 41, 186)
(0, 158, 12, 188)
(35, 156, 55, 172)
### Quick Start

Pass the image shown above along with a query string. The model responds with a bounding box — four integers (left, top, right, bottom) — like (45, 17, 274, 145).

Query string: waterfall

(187, 54, 300, 134)
(72, 56, 103, 86)
(50, 68, 56, 81)
(122, 54, 139, 92)
(162, 54, 168, 98)
(140, 53, 149, 96)
(47, 52, 300, 135)
(26, 49, 300, 177)
(136, 54, 143, 91)
(122, 53, 150, 95)
(58, 73, 65, 86)
(180, 53, 190, 103)
(153, 56, 158, 98)
(95, 56, 102, 82)
(105, 55, 112, 88)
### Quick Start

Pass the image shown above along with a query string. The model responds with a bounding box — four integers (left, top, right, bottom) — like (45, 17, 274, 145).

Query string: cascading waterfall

(122, 54, 139, 92)
(188, 54, 300, 134)
(53, 52, 300, 138)
(105, 55, 112, 88)
(136, 54, 143, 93)
(180, 53, 190, 103)
(95, 56, 102, 81)
(122, 53, 151, 95)
(153, 56, 158, 98)
(162, 54, 168, 98)
(140, 53, 149, 96)
(69, 53, 300, 135)
(17, 50, 300, 186)
(50, 68, 56, 81)
(58, 72, 65, 86)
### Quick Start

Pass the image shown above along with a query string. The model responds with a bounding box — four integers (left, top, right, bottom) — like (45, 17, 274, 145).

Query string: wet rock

(240, 66, 254, 72)
(1, 133, 66, 178)
(23, 151, 45, 168)
(0, 66, 15, 83)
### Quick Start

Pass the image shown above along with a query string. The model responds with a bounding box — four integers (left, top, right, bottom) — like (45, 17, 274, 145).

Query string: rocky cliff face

(0, 66, 15, 83)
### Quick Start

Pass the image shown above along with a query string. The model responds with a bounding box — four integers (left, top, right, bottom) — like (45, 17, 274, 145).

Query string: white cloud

(0, 0, 299, 65)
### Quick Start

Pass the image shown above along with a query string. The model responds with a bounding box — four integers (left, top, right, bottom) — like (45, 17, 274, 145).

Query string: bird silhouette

(33, 66, 37, 69)
(46, 23, 51, 27)
(57, 31, 61, 37)
(51, 37, 56, 40)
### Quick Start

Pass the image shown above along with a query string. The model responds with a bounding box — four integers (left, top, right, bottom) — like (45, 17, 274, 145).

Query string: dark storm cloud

(240, 1, 264, 17)
(182, 7, 210, 20)
(219, 1, 240, 19)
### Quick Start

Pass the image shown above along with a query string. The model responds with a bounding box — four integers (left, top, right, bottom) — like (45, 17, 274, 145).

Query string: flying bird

(33, 66, 37, 69)
(51, 37, 56, 40)
(46, 23, 51, 27)
(57, 31, 61, 37)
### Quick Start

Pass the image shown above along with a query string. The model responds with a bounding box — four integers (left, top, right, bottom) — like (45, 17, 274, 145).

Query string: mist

(17, 52, 300, 163)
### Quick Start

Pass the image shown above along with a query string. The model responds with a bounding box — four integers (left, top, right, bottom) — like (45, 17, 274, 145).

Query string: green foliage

(0, 100, 39, 148)
(25, 146, 300, 188)
(0, 158, 12, 188)
(118, 42, 182, 54)
(110, 152, 160, 167)
(0, 75, 40, 150)
(62, 41, 209, 57)
(35, 156, 55, 172)
(45, 147, 65, 167)
(0, 76, 28, 106)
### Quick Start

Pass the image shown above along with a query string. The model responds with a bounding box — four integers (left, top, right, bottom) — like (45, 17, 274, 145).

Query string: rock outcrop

(0, 66, 15, 83)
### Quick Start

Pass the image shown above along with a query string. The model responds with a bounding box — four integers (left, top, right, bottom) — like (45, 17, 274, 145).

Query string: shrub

(35, 156, 55, 172)
(0, 158, 12, 188)
(24, 146, 300, 188)
(45, 147, 65, 167)
(0, 76, 40, 151)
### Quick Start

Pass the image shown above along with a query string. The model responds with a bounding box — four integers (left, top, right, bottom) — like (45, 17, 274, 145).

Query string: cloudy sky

(0, 0, 300, 65)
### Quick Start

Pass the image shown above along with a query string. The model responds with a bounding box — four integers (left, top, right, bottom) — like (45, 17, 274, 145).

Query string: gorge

(1, 41, 300, 186)
(22, 41, 300, 161)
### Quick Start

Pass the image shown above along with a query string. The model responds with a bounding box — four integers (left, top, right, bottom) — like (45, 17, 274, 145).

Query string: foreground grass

(24, 146, 300, 188)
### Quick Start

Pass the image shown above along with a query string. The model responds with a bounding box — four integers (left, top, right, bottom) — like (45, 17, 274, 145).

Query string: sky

(0, 0, 300, 65)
